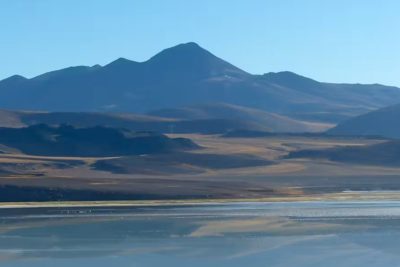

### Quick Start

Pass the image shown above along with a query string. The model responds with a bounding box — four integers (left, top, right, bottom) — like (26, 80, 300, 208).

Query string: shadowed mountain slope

(328, 104, 400, 138)
(0, 124, 198, 157)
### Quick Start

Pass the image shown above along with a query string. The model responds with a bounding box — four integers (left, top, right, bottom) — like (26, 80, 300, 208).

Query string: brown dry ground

(0, 134, 399, 200)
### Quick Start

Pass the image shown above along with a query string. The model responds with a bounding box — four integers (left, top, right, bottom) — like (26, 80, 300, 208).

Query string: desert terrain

(0, 133, 398, 202)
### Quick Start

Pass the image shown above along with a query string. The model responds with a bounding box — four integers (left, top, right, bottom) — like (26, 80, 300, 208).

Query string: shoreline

(1, 190, 400, 209)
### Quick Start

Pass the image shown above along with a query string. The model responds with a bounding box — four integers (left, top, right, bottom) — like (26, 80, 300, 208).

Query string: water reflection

(1, 202, 400, 266)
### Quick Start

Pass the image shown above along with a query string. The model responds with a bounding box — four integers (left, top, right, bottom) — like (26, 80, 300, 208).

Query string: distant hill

(0, 104, 333, 133)
(287, 140, 400, 167)
(148, 103, 331, 132)
(0, 124, 198, 157)
(0, 109, 268, 134)
(1, 42, 400, 124)
(327, 104, 400, 138)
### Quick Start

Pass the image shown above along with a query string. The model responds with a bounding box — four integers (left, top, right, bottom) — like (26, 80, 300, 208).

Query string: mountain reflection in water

(1, 201, 400, 267)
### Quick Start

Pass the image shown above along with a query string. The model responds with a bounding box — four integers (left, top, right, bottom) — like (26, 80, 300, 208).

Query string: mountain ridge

(1, 42, 400, 123)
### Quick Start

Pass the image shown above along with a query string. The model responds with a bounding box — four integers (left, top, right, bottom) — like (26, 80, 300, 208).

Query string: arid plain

(1, 133, 399, 202)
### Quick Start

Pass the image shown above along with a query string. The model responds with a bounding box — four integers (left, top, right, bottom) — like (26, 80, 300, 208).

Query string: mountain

(287, 140, 400, 167)
(1, 42, 400, 123)
(0, 124, 198, 157)
(148, 103, 332, 132)
(327, 104, 400, 138)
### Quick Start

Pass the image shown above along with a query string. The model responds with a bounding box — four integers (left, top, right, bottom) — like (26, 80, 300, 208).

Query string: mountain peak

(170, 42, 205, 52)
(146, 42, 247, 78)
(148, 42, 211, 62)
(0, 75, 28, 88)
(1, 74, 27, 83)
(176, 42, 202, 49)
(106, 57, 138, 68)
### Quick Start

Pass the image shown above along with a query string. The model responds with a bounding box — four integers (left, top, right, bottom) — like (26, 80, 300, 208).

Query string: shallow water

(1, 201, 400, 266)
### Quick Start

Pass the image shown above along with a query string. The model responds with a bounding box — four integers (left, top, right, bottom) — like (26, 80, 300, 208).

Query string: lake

(1, 201, 400, 266)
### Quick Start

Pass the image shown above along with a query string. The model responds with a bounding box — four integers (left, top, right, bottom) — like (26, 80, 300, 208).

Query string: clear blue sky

(1, 0, 399, 86)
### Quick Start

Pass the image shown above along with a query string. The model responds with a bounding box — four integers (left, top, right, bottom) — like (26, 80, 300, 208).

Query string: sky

(1, 0, 400, 86)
